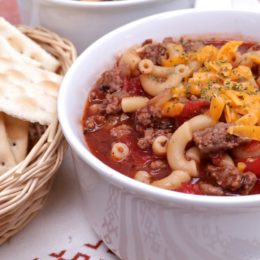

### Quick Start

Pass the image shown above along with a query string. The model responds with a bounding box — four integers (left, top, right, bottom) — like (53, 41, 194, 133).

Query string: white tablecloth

(0, 150, 118, 260)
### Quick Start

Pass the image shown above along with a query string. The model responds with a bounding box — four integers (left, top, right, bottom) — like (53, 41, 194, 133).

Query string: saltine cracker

(0, 17, 60, 72)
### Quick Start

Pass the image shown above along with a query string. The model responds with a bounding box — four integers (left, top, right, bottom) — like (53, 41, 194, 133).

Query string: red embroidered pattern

(84, 240, 102, 250)
(35, 240, 117, 259)
(71, 252, 90, 260)
(49, 249, 66, 259)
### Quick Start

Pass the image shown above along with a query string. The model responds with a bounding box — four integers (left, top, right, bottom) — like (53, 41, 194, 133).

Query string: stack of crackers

(0, 17, 62, 174)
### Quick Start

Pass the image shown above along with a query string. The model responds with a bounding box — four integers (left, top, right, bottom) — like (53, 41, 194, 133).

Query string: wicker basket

(0, 25, 76, 245)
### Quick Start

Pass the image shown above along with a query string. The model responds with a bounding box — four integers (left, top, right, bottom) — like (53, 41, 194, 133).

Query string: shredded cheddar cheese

(196, 45, 218, 63)
(189, 72, 220, 86)
(171, 84, 186, 97)
(162, 43, 187, 66)
(159, 39, 260, 141)
(231, 65, 254, 81)
(237, 162, 246, 172)
(162, 56, 187, 67)
(209, 96, 225, 122)
(161, 101, 184, 117)
(236, 113, 258, 126)
(228, 125, 260, 141)
(247, 51, 260, 65)
(221, 90, 243, 107)
(217, 41, 242, 62)
(205, 61, 232, 77)
(189, 85, 201, 96)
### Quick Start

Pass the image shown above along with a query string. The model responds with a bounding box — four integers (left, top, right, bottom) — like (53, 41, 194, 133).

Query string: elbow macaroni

(138, 59, 188, 96)
(219, 154, 235, 167)
(139, 59, 175, 77)
(138, 59, 153, 74)
(174, 64, 191, 78)
(140, 73, 182, 96)
(111, 142, 129, 161)
(118, 48, 141, 76)
(134, 170, 151, 184)
(167, 115, 213, 177)
(186, 147, 201, 163)
(152, 135, 168, 156)
(121, 96, 149, 113)
(152, 170, 191, 190)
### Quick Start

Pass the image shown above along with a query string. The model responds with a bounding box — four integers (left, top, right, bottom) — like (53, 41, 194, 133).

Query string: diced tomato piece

(123, 77, 144, 95)
(242, 141, 260, 154)
(176, 183, 203, 195)
(249, 180, 260, 194)
(181, 100, 210, 118)
(120, 134, 155, 166)
(175, 100, 210, 124)
(241, 157, 260, 176)
(233, 141, 260, 160)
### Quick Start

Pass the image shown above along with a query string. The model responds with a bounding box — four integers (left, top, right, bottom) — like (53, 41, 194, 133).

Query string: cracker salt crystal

(0, 17, 60, 72)
(0, 113, 16, 174)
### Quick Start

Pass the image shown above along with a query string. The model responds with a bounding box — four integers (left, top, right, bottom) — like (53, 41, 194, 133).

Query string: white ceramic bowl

(58, 9, 260, 260)
(17, 0, 194, 53)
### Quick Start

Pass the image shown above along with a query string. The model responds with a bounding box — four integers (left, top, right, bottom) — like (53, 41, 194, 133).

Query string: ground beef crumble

(110, 124, 132, 138)
(84, 115, 105, 133)
(199, 182, 224, 196)
(206, 164, 257, 195)
(193, 123, 247, 154)
(135, 104, 162, 129)
(135, 104, 174, 131)
(150, 160, 167, 170)
(97, 68, 123, 93)
(181, 37, 205, 52)
(139, 43, 167, 65)
(137, 128, 172, 150)
(104, 95, 122, 114)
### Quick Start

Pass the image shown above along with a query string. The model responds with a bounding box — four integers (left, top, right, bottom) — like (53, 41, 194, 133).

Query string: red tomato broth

(122, 76, 145, 96)
(241, 157, 260, 177)
(84, 110, 172, 181)
(248, 180, 260, 195)
(82, 36, 260, 196)
(83, 85, 172, 181)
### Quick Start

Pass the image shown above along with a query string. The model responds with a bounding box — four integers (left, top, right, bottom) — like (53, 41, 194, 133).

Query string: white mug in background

(17, 0, 194, 54)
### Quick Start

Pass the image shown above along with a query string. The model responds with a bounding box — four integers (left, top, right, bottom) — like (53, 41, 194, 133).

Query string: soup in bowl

(58, 9, 260, 260)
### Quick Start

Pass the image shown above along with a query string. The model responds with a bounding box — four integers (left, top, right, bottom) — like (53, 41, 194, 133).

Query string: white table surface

(0, 149, 118, 260)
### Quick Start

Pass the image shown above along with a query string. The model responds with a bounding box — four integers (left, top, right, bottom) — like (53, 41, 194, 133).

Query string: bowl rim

(39, 0, 164, 8)
(58, 8, 260, 208)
